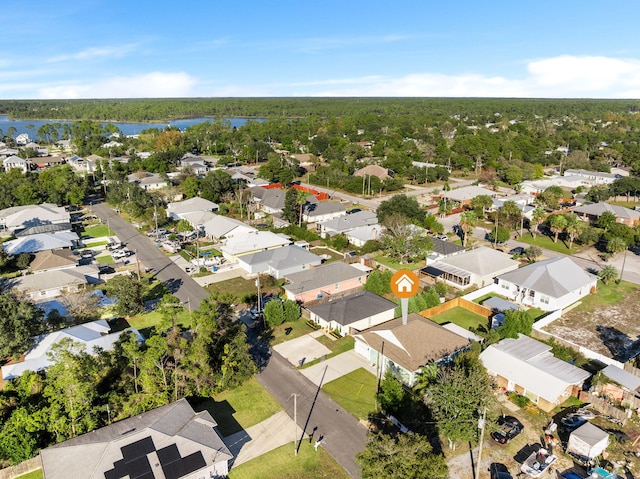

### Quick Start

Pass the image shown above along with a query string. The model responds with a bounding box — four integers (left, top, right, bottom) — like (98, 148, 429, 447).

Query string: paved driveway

(300, 350, 378, 386)
(272, 333, 331, 367)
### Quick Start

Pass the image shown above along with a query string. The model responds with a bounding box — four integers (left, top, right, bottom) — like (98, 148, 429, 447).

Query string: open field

(542, 281, 640, 361)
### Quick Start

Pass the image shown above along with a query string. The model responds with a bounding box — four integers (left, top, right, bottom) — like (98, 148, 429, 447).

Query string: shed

(566, 422, 610, 460)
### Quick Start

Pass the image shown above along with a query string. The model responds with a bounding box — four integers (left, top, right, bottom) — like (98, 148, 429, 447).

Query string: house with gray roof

(345, 224, 384, 247)
(317, 210, 378, 238)
(219, 230, 291, 262)
(302, 201, 346, 223)
(0, 203, 69, 233)
(2, 319, 133, 380)
(426, 237, 466, 264)
(236, 244, 322, 278)
(564, 168, 619, 186)
(5, 264, 100, 299)
(283, 261, 369, 303)
(3, 155, 32, 173)
(166, 196, 219, 220)
(128, 172, 169, 190)
(574, 202, 640, 226)
(444, 185, 497, 205)
(308, 290, 397, 336)
(480, 334, 591, 412)
(421, 246, 519, 289)
(353, 314, 470, 386)
(495, 256, 597, 311)
(40, 398, 233, 479)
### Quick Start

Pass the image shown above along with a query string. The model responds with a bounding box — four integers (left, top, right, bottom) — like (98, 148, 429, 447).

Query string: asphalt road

(88, 202, 211, 311)
(257, 350, 368, 478)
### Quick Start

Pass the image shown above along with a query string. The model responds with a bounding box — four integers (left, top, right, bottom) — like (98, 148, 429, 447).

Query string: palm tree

(596, 211, 617, 233)
(606, 236, 627, 256)
(563, 213, 581, 249)
(459, 211, 477, 247)
(598, 265, 619, 285)
(296, 190, 308, 227)
(530, 207, 546, 239)
(549, 214, 567, 243)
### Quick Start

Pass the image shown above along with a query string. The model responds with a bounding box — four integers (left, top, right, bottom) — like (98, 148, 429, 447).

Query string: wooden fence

(578, 391, 630, 424)
(419, 296, 493, 319)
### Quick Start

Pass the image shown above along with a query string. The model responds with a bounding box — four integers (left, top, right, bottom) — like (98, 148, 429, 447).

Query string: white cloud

(47, 44, 140, 63)
(38, 72, 198, 99)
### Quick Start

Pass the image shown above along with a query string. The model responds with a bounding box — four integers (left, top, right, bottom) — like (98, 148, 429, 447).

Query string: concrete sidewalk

(223, 410, 303, 467)
(300, 349, 378, 386)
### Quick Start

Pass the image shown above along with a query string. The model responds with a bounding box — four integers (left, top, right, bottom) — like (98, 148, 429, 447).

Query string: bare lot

(543, 282, 640, 362)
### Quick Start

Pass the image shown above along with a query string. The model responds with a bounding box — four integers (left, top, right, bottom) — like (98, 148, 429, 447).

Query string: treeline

(2, 97, 640, 122)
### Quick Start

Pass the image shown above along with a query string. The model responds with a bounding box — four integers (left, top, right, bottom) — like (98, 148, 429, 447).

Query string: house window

(540, 295, 549, 304)
(501, 283, 509, 290)
(358, 277, 362, 284)
(335, 283, 339, 290)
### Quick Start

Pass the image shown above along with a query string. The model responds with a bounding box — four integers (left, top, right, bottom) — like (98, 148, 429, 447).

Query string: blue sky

(3, 0, 640, 99)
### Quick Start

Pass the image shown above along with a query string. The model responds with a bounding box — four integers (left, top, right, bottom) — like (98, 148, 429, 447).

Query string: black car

(490, 463, 513, 479)
(491, 415, 524, 444)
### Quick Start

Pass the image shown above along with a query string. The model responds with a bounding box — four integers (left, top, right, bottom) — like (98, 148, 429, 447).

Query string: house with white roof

(316, 210, 378, 238)
(3, 155, 32, 173)
(1, 319, 132, 380)
(574, 202, 640, 227)
(3, 231, 80, 255)
(218, 230, 291, 262)
(0, 203, 70, 233)
(308, 290, 397, 336)
(421, 246, 519, 289)
(199, 214, 255, 241)
(444, 185, 497, 206)
(6, 264, 100, 299)
(479, 334, 591, 412)
(166, 196, 219, 221)
(40, 398, 232, 479)
(346, 224, 384, 247)
(564, 169, 619, 186)
(236, 244, 322, 278)
(495, 256, 598, 311)
(353, 314, 470, 386)
(127, 172, 169, 190)
(302, 201, 347, 223)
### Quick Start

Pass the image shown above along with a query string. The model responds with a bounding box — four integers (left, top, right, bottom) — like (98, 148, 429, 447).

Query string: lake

(0, 116, 258, 138)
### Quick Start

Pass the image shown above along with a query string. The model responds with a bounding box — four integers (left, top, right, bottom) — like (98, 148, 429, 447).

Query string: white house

(236, 244, 322, 278)
(3, 155, 32, 173)
(127, 172, 169, 190)
(1, 319, 132, 380)
(302, 201, 346, 223)
(218, 230, 291, 262)
(3, 231, 80, 255)
(345, 224, 384, 247)
(316, 210, 378, 238)
(0, 203, 69, 233)
(309, 291, 397, 336)
(40, 398, 233, 479)
(564, 169, 619, 186)
(479, 334, 591, 412)
(495, 257, 598, 311)
(166, 197, 219, 221)
(6, 264, 100, 299)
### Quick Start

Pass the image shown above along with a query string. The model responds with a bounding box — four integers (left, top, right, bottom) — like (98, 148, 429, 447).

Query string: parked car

(436, 234, 448, 241)
(560, 413, 589, 430)
(146, 228, 167, 237)
(111, 249, 132, 259)
(347, 208, 361, 214)
(490, 463, 513, 479)
(80, 250, 94, 259)
(509, 246, 525, 256)
(491, 415, 524, 444)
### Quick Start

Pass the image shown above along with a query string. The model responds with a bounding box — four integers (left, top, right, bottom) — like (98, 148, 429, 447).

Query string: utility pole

(135, 249, 141, 281)
(292, 393, 298, 456)
(475, 407, 487, 479)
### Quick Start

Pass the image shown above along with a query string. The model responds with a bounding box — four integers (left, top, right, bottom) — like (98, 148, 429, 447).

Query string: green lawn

(194, 378, 282, 437)
(126, 309, 193, 337)
(430, 307, 488, 330)
(321, 368, 377, 421)
(268, 320, 318, 346)
(83, 239, 109, 247)
(517, 233, 581, 255)
(83, 224, 112, 238)
(15, 470, 43, 479)
(570, 280, 637, 313)
(371, 254, 423, 271)
(97, 255, 114, 264)
(228, 440, 350, 479)
(205, 276, 261, 303)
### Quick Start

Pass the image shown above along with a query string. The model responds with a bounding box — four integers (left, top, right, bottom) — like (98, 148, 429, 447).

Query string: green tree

(470, 194, 493, 218)
(488, 225, 510, 245)
(60, 289, 101, 324)
(357, 432, 448, 479)
(459, 210, 477, 247)
(530, 207, 546, 238)
(524, 246, 542, 262)
(563, 213, 582, 249)
(263, 299, 285, 326)
(497, 310, 533, 339)
(283, 188, 298, 225)
(548, 214, 568, 243)
(296, 190, 308, 227)
(380, 213, 432, 264)
(0, 292, 44, 359)
(377, 371, 406, 415)
(282, 300, 301, 322)
(424, 214, 444, 234)
(598, 265, 619, 285)
(606, 236, 627, 256)
(158, 293, 184, 331)
(200, 170, 234, 203)
(105, 275, 144, 317)
(596, 211, 617, 233)
(363, 269, 393, 295)
(377, 194, 426, 225)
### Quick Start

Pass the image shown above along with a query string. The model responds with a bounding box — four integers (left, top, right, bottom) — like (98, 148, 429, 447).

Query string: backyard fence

(419, 296, 492, 320)
(0, 456, 41, 479)
(578, 391, 630, 424)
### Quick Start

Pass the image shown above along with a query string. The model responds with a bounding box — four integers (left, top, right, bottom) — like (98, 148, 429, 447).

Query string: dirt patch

(543, 291, 640, 362)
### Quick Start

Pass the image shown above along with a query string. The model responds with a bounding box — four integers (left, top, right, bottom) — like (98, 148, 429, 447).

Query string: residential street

(257, 350, 368, 478)
(88, 201, 211, 311)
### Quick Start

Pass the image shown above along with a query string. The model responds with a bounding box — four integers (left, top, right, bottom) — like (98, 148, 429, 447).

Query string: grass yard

(228, 440, 350, 479)
(569, 279, 637, 313)
(517, 233, 582, 255)
(205, 276, 261, 303)
(125, 309, 193, 337)
(321, 368, 377, 421)
(83, 239, 109, 247)
(15, 470, 43, 479)
(268, 320, 318, 346)
(83, 224, 112, 238)
(194, 378, 282, 437)
(371, 253, 422, 271)
(430, 306, 488, 330)
(97, 255, 114, 264)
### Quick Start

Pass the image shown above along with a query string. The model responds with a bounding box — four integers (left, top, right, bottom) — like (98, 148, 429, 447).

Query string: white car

(111, 249, 131, 259)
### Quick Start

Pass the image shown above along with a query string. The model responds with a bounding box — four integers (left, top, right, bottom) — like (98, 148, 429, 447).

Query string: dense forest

(2, 97, 640, 122)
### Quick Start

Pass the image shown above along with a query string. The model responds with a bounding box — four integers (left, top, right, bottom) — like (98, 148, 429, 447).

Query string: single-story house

(236, 244, 322, 278)
(259, 188, 288, 214)
(0, 203, 69, 233)
(421, 246, 519, 289)
(199, 214, 255, 240)
(574, 202, 640, 227)
(14, 222, 73, 237)
(166, 196, 219, 220)
(597, 364, 640, 404)
(128, 172, 169, 190)
(308, 290, 397, 336)
(6, 264, 100, 299)
(425, 237, 466, 264)
(495, 257, 598, 311)
(354, 164, 393, 181)
(302, 201, 347, 223)
(40, 398, 233, 479)
(566, 422, 610, 461)
(218, 230, 291, 262)
(316, 210, 378, 238)
(564, 169, 619, 186)
(1, 319, 133, 380)
(3, 231, 80, 255)
(345, 224, 384, 247)
(444, 185, 497, 206)
(29, 249, 78, 272)
(353, 313, 470, 386)
(479, 334, 591, 412)
(283, 261, 369, 303)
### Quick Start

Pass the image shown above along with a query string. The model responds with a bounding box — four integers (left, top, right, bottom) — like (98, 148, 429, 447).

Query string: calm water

(0, 115, 258, 138)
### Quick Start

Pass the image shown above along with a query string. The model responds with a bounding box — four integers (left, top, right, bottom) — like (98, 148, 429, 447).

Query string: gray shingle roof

(308, 291, 397, 326)
(285, 262, 365, 294)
